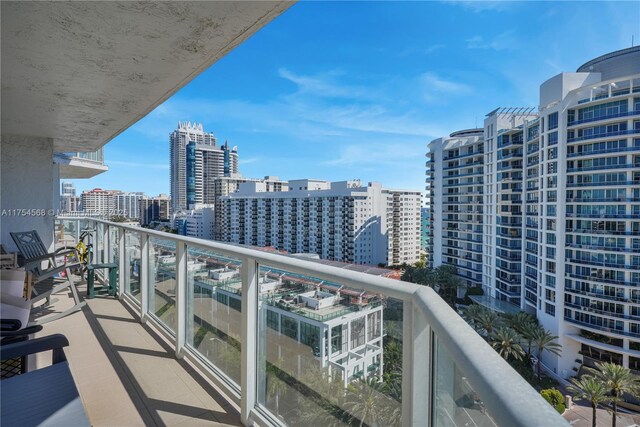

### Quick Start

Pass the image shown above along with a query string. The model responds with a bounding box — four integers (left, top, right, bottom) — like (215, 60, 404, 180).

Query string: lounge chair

(10, 231, 86, 324)
(0, 334, 90, 426)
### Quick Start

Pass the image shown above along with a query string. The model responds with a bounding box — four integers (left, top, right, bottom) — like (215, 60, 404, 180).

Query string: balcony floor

(32, 280, 241, 426)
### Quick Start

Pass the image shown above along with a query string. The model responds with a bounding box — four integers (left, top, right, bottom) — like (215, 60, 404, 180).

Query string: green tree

(475, 309, 502, 337)
(461, 304, 487, 329)
(519, 321, 540, 357)
(344, 377, 383, 427)
(586, 362, 640, 427)
(490, 327, 525, 361)
(531, 327, 562, 380)
(568, 375, 611, 427)
(505, 311, 537, 334)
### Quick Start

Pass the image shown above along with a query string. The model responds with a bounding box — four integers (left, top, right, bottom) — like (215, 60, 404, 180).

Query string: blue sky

(71, 1, 640, 196)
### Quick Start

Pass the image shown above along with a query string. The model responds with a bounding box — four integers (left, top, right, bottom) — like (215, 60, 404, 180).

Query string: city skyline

(67, 2, 637, 196)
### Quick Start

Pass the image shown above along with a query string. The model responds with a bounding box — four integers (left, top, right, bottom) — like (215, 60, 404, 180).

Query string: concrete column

(1, 135, 56, 252)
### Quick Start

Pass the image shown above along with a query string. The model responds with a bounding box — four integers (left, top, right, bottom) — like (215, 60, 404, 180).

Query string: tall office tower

(534, 47, 640, 376)
(427, 129, 485, 288)
(81, 188, 115, 216)
(113, 191, 145, 219)
(140, 194, 171, 226)
(483, 108, 538, 308)
(218, 180, 421, 266)
(169, 121, 238, 212)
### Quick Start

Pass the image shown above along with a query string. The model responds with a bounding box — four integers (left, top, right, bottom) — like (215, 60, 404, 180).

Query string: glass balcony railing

(54, 217, 567, 427)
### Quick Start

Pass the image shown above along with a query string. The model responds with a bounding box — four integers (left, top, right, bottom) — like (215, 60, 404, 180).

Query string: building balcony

(40, 218, 564, 427)
(567, 110, 640, 127)
(567, 128, 640, 143)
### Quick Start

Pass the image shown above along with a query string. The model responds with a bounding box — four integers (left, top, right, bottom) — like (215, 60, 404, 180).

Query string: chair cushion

(1, 361, 89, 426)
(1, 296, 31, 329)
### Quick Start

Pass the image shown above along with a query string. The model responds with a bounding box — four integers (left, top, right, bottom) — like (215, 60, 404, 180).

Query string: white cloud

(443, 1, 511, 13)
(424, 44, 445, 54)
(239, 157, 259, 165)
(323, 141, 426, 167)
(466, 30, 518, 51)
(421, 73, 471, 94)
(109, 160, 169, 169)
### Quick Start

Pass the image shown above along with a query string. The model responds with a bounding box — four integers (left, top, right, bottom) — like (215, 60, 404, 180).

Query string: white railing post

(104, 225, 111, 264)
(175, 241, 187, 358)
(118, 228, 125, 298)
(402, 299, 431, 427)
(240, 257, 258, 425)
(140, 232, 149, 323)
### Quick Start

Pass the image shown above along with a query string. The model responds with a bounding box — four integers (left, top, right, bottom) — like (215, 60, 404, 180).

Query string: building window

(351, 318, 366, 349)
(266, 310, 279, 331)
(300, 321, 320, 350)
(545, 303, 556, 316)
(281, 315, 298, 340)
(367, 311, 381, 341)
(548, 113, 558, 131)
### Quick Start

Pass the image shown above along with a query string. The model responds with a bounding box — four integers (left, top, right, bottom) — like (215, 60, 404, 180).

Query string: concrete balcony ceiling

(1, 1, 292, 152)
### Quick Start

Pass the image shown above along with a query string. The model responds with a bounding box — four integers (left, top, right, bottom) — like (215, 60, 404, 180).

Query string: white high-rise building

(60, 181, 81, 212)
(114, 191, 145, 219)
(427, 46, 640, 378)
(81, 188, 115, 217)
(183, 204, 216, 240)
(218, 180, 421, 266)
(169, 121, 238, 212)
(427, 129, 485, 288)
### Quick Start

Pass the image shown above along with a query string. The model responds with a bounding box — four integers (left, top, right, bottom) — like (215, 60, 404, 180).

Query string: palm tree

(567, 375, 611, 427)
(490, 327, 525, 361)
(433, 265, 463, 306)
(505, 311, 537, 334)
(586, 362, 640, 427)
(475, 309, 502, 337)
(519, 321, 540, 357)
(461, 304, 487, 329)
(344, 377, 386, 427)
(531, 327, 562, 379)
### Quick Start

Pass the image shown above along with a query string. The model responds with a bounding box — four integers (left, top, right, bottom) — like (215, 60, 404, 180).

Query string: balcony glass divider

(118, 230, 126, 298)
(55, 217, 566, 427)
(175, 241, 187, 358)
(140, 232, 149, 323)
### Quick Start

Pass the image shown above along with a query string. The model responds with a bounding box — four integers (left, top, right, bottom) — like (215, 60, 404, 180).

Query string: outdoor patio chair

(10, 231, 86, 324)
(0, 334, 90, 426)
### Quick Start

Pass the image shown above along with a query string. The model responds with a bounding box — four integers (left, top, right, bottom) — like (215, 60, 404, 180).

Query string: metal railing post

(175, 241, 187, 359)
(402, 299, 431, 427)
(140, 232, 149, 323)
(240, 257, 258, 425)
(118, 228, 125, 298)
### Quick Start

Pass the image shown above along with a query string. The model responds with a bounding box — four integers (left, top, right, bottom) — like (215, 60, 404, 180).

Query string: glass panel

(54, 218, 79, 250)
(186, 246, 242, 387)
(148, 237, 177, 333)
(96, 222, 104, 264)
(432, 334, 496, 427)
(257, 264, 401, 426)
(107, 226, 119, 291)
(109, 226, 119, 264)
(124, 231, 141, 302)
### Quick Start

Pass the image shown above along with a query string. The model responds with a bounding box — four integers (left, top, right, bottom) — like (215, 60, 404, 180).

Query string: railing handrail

(413, 287, 564, 426)
(60, 216, 568, 426)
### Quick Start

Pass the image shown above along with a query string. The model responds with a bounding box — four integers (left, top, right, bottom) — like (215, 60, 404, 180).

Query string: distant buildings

(218, 179, 421, 266)
(60, 182, 81, 213)
(81, 188, 115, 215)
(140, 194, 171, 226)
(427, 46, 640, 378)
(169, 121, 238, 212)
(114, 191, 145, 220)
(185, 255, 384, 386)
